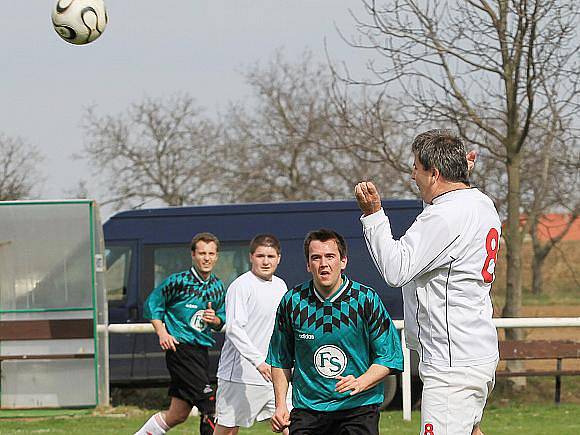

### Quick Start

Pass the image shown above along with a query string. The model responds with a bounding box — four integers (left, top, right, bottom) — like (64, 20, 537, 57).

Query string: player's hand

(335, 374, 365, 396)
(158, 331, 179, 352)
(271, 405, 290, 433)
(202, 302, 220, 326)
(466, 150, 477, 174)
(257, 363, 272, 382)
(355, 182, 382, 216)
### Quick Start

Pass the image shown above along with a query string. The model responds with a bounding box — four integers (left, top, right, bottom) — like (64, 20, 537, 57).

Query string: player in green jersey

(267, 229, 403, 434)
(134, 232, 226, 435)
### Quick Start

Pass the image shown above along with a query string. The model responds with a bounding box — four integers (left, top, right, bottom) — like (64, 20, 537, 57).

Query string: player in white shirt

(355, 129, 500, 435)
(214, 234, 290, 435)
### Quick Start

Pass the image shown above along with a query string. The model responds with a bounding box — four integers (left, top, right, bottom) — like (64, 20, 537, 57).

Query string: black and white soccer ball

(51, 0, 108, 45)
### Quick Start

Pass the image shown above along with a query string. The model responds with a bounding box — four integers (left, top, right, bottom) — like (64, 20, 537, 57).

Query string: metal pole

(401, 329, 412, 421)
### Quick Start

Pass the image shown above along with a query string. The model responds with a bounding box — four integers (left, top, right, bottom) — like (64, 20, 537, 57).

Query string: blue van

(103, 199, 422, 406)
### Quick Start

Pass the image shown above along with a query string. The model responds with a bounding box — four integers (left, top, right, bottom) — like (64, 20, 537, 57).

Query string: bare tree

(347, 0, 580, 339)
(0, 134, 44, 200)
(328, 85, 421, 197)
(530, 213, 579, 295)
(220, 51, 409, 202)
(525, 131, 579, 295)
(81, 94, 223, 209)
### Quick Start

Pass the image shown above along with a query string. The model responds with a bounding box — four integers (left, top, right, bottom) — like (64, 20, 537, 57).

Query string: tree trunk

(501, 152, 526, 387)
(502, 153, 524, 333)
(530, 218, 569, 296)
(531, 252, 544, 295)
(530, 231, 550, 296)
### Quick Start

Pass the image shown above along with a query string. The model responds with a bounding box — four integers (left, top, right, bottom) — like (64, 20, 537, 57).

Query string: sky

(2, 0, 372, 215)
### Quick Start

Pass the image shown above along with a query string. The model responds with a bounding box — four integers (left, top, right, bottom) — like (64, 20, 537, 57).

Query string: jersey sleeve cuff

(360, 208, 387, 228)
(373, 357, 404, 374)
(266, 358, 293, 370)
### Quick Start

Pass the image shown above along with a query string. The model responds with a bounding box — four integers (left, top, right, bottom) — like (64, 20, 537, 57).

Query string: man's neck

(314, 276, 344, 300)
(429, 181, 470, 203)
(192, 266, 210, 282)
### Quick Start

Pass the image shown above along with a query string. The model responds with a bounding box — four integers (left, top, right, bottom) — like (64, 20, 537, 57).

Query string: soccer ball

(51, 0, 108, 45)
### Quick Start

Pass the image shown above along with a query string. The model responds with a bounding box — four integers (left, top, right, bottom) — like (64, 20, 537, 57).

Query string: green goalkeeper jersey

(144, 267, 226, 348)
(267, 275, 403, 412)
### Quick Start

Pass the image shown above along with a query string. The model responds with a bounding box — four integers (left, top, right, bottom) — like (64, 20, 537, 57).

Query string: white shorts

(419, 359, 498, 435)
(215, 379, 293, 428)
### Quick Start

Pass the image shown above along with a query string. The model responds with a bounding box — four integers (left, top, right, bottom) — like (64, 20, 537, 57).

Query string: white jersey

(361, 188, 500, 367)
(217, 271, 288, 385)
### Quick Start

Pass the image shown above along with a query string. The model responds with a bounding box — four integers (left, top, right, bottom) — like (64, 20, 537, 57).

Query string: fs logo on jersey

(314, 345, 347, 378)
(189, 310, 207, 332)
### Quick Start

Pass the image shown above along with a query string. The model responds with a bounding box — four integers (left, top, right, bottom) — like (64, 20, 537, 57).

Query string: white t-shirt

(217, 271, 288, 385)
(361, 188, 500, 367)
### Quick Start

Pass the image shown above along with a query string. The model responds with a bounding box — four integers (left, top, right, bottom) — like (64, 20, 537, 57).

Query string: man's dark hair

(303, 229, 348, 261)
(249, 234, 281, 255)
(191, 232, 220, 252)
(411, 129, 469, 183)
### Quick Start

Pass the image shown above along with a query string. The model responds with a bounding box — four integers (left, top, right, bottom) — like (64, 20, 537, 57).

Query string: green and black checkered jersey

(266, 275, 403, 412)
(144, 267, 226, 348)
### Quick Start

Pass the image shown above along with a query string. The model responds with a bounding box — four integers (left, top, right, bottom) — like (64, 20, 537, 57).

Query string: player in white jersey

(214, 234, 290, 435)
(355, 129, 500, 435)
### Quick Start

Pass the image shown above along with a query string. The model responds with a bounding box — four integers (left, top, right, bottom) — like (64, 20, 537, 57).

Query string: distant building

(519, 214, 580, 242)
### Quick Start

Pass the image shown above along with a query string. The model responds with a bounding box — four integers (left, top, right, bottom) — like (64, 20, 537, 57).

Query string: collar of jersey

(190, 266, 210, 285)
(312, 275, 350, 303)
(432, 186, 477, 204)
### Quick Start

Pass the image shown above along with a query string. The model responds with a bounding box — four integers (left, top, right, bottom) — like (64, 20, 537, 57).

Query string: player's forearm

(360, 209, 407, 285)
(357, 364, 391, 392)
(226, 322, 264, 366)
(362, 209, 452, 287)
(272, 367, 291, 407)
(151, 319, 167, 337)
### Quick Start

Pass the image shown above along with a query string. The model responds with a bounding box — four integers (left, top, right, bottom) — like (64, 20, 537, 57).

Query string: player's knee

(171, 410, 190, 426)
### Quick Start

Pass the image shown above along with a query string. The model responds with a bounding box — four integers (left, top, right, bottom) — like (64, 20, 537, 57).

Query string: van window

(153, 243, 250, 289)
(105, 245, 133, 302)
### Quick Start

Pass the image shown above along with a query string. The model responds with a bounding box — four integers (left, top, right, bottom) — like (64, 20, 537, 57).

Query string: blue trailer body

(103, 199, 422, 386)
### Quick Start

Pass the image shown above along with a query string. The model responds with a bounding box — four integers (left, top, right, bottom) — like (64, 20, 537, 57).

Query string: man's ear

(341, 256, 348, 271)
(431, 167, 440, 181)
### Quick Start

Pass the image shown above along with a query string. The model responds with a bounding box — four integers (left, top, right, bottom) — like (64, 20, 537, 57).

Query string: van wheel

(380, 375, 397, 410)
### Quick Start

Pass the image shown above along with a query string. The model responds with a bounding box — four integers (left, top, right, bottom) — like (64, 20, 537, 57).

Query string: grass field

(0, 403, 579, 434)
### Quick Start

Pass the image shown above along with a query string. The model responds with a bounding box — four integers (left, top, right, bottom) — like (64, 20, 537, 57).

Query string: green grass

(0, 409, 92, 419)
(0, 404, 578, 434)
(489, 377, 580, 406)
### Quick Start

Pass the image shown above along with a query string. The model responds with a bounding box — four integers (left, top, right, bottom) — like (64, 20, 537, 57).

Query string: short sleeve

(266, 297, 294, 369)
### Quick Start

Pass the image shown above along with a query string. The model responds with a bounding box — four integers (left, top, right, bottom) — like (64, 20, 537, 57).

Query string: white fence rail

(105, 317, 580, 420)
